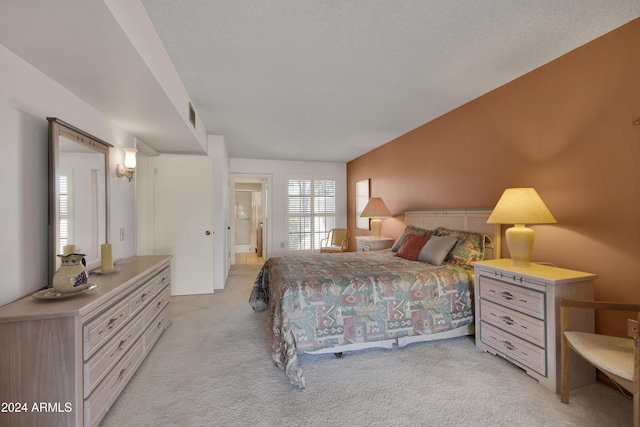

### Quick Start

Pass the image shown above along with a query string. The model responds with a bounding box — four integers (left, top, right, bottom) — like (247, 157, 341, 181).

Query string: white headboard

(404, 209, 501, 260)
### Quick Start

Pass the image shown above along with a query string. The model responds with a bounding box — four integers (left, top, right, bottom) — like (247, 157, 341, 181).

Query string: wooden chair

(561, 299, 640, 427)
(320, 228, 350, 253)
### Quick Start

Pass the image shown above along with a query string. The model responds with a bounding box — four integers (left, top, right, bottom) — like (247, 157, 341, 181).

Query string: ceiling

(2, 1, 639, 162)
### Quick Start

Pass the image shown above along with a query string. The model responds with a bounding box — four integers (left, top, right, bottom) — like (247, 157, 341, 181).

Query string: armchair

(561, 299, 640, 427)
(320, 228, 350, 253)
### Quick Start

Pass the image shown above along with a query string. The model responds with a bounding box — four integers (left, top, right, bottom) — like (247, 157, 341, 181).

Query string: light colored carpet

(101, 264, 632, 426)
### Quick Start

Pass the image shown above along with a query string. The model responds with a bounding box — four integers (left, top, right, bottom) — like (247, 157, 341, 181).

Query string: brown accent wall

(347, 18, 640, 337)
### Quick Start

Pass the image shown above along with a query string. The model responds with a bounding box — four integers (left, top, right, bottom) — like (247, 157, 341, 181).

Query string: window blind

(287, 178, 336, 252)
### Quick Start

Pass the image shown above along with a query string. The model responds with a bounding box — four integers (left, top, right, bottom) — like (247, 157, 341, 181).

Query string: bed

(249, 209, 500, 389)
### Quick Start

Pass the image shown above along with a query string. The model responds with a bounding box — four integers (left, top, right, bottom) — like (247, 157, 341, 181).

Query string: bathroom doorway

(230, 174, 270, 265)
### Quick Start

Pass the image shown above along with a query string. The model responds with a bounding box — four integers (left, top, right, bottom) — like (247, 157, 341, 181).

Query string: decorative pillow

(435, 227, 485, 265)
(417, 236, 458, 265)
(390, 225, 434, 252)
(395, 234, 430, 261)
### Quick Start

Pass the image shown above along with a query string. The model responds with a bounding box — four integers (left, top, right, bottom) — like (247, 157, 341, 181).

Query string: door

(154, 154, 214, 295)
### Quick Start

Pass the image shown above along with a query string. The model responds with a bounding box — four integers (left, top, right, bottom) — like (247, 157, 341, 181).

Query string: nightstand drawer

(480, 299, 545, 347)
(480, 322, 546, 376)
(479, 276, 544, 319)
(355, 236, 394, 252)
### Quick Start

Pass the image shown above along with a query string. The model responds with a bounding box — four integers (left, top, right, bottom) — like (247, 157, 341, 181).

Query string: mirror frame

(48, 117, 113, 284)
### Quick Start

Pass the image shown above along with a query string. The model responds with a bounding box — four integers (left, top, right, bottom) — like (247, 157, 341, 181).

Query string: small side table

(355, 236, 394, 252)
(472, 259, 596, 392)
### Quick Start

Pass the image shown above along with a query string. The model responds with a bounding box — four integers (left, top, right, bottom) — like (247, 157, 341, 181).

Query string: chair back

(320, 228, 350, 253)
(331, 228, 349, 246)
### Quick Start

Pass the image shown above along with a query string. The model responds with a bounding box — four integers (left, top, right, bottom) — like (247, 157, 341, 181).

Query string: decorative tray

(32, 284, 98, 300)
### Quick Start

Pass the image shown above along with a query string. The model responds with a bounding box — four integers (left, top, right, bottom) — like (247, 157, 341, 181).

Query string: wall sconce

(116, 148, 137, 182)
(487, 188, 557, 267)
(360, 197, 392, 239)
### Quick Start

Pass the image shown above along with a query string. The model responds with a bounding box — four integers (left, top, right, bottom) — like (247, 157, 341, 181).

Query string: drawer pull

(501, 340, 515, 351)
(157, 300, 163, 308)
(117, 363, 131, 382)
(499, 291, 514, 301)
(140, 292, 149, 302)
(105, 316, 120, 331)
(500, 316, 515, 326)
(117, 336, 130, 351)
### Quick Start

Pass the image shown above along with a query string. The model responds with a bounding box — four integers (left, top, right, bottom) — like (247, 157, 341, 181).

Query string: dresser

(0, 255, 172, 427)
(355, 236, 394, 252)
(472, 259, 596, 392)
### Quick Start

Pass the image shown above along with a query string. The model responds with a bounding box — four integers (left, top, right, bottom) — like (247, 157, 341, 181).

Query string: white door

(154, 154, 214, 295)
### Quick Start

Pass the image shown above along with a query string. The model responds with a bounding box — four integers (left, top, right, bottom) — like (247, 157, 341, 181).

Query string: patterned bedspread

(249, 250, 474, 389)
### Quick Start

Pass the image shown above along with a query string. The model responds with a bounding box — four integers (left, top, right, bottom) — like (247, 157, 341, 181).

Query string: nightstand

(472, 259, 596, 392)
(355, 236, 394, 252)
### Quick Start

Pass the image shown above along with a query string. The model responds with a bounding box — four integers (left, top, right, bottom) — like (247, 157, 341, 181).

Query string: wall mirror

(48, 118, 112, 283)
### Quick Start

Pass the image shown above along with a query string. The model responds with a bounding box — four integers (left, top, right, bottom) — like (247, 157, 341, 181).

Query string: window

(58, 169, 74, 254)
(287, 178, 336, 252)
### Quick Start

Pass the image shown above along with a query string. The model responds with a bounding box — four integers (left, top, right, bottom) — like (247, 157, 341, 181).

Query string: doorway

(230, 174, 271, 265)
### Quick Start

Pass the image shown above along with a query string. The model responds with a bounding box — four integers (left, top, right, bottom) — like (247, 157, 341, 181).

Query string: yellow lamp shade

(487, 188, 556, 267)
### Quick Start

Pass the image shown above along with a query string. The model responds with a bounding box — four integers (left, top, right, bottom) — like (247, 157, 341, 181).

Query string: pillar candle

(101, 243, 114, 272)
(63, 244, 76, 255)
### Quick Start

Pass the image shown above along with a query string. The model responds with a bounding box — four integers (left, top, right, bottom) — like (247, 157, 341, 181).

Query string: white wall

(210, 135, 229, 289)
(0, 43, 137, 306)
(229, 158, 347, 258)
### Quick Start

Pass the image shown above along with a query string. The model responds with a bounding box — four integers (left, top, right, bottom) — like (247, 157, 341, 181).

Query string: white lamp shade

(360, 197, 391, 239)
(123, 148, 137, 169)
(360, 197, 391, 219)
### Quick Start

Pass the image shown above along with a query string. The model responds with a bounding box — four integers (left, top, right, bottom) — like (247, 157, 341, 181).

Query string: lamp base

(370, 218, 383, 239)
(505, 224, 534, 267)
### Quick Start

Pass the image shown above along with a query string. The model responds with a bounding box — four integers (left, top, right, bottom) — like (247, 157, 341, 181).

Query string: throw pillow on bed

(435, 227, 485, 265)
(395, 234, 430, 261)
(416, 236, 458, 265)
(390, 225, 434, 252)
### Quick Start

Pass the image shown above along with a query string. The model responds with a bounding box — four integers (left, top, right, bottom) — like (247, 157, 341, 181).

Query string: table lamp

(487, 188, 557, 267)
(360, 197, 391, 239)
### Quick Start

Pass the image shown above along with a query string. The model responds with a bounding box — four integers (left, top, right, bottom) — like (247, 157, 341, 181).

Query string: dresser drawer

(144, 285, 171, 327)
(84, 339, 145, 427)
(154, 267, 170, 292)
(480, 299, 545, 347)
(479, 276, 545, 319)
(480, 322, 546, 376)
(83, 298, 130, 359)
(129, 282, 156, 317)
(145, 305, 171, 353)
(84, 314, 144, 397)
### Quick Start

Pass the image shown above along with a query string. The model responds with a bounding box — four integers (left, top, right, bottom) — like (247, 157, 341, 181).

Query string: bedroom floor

(100, 263, 633, 427)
